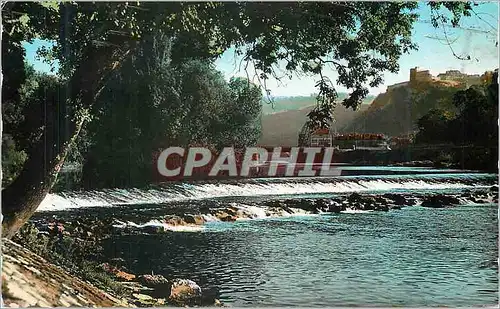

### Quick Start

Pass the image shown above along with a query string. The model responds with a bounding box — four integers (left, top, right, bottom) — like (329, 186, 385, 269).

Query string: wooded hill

(343, 81, 467, 137)
(258, 81, 466, 146)
(259, 96, 372, 146)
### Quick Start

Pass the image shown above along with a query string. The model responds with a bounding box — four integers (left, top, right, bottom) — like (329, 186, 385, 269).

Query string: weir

(38, 172, 497, 212)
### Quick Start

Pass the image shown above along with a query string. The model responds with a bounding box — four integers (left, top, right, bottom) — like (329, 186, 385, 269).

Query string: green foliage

(1, 135, 28, 188)
(3, 2, 474, 112)
(450, 83, 498, 146)
(14, 222, 99, 265)
(80, 35, 262, 189)
(2, 63, 71, 186)
(216, 77, 263, 148)
(415, 71, 498, 171)
(0, 1, 478, 192)
(2, 39, 28, 138)
(17, 74, 66, 149)
(13, 222, 127, 297)
(52, 166, 83, 192)
(346, 83, 463, 136)
(409, 84, 462, 119)
(417, 72, 498, 147)
(415, 109, 455, 144)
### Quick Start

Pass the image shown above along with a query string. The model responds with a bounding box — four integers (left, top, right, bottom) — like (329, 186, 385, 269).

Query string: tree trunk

(1, 119, 84, 238)
(1, 34, 135, 238)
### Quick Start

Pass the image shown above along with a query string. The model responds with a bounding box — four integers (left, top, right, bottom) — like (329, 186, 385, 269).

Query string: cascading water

(28, 168, 499, 307)
(38, 173, 497, 212)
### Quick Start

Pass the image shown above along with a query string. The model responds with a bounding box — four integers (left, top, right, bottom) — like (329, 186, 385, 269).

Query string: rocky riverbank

(110, 186, 498, 232)
(2, 236, 223, 307)
(6, 186, 497, 307)
(2, 239, 129, 307)
(6, 223, 224, 308)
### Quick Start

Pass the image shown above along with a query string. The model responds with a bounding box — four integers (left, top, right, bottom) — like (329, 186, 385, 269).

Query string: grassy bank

(7, 220, 220, 307)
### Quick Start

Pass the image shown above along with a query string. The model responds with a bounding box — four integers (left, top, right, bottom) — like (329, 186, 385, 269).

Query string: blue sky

(24, 2, 498, 96)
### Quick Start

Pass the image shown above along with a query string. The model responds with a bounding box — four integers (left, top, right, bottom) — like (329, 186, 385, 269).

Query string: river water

(37, 167, 499, 307)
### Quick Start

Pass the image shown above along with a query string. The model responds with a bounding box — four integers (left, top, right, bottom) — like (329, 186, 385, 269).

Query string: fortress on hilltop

(385, 67, 492, 92)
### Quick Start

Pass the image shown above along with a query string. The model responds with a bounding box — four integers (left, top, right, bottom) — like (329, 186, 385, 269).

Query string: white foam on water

(163, 225, 204, 232)
(201, 214, 220, 222)
(341, 208, 374, 214)
(234, 203, 269, 219)
(38, 193, 81, 211)
(457, 194, 496, 205)
(279, 208, 316, 217)
(37, 175, 493, 212)
(110, 205, 317, 232)
(112, 219, 204, 232)
(230, 202, 318, 219)
(102, 190, 497, 234)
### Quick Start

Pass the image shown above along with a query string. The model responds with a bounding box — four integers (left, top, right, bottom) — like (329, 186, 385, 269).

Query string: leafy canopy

(81, 35, 262, 188)
(3, 1, 475, 122)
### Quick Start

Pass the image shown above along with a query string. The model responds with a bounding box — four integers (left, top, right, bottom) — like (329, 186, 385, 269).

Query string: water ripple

(97, 202, 499, 307)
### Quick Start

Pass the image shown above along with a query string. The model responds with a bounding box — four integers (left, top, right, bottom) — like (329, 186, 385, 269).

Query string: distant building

(437, 70, 463, 80)
(332, 133, 390, 150)
(386, 67, 436, 92)
(409, 67, 433, 84)
(309, 128, 333, 147)
(437, 69, 482, 87)
(302, 127, 390, 150)
(385, 67, 492, 92)
(389, 134, 415, 147)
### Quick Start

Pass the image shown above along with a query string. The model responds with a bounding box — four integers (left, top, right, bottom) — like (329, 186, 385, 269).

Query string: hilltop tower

(409, 67, 418, 84)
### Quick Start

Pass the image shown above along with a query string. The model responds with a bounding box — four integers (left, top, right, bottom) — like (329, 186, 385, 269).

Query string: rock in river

(137, 274, 170, 288)
(216, 211, 238, 222)
(183, 214, 205, 225)
(382, 193, 407, 206)
(169, 278, 202, 306)
(421, 194, 461, 208)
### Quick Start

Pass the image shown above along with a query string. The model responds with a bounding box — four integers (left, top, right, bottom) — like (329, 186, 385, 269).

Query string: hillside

(259, 102, 370, 146)
(343, 81, 465, 137)
(261, 94, 375, 115)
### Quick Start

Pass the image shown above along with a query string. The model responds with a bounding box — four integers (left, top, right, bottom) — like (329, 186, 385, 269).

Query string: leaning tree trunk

(1, 36, 135, 238)
(1, 119, 85, 238)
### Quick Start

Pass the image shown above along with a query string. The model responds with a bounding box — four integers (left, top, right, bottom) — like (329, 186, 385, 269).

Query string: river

(35, 167, 498, 307)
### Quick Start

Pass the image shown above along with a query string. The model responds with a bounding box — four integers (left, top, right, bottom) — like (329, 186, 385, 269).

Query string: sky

(24, 2, 499, 96)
